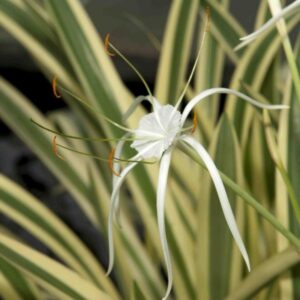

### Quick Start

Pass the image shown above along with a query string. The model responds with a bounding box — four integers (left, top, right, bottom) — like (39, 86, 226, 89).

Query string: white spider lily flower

(131, 101, 182, 159)
(41, 30, 290, 300)
(40, 75, 288, 300)
(107, 88, 288, 300)
(235, 0, 300, 50)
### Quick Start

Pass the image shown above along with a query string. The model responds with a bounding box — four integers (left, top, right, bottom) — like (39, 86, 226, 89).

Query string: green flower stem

(179, 142, 300, 250)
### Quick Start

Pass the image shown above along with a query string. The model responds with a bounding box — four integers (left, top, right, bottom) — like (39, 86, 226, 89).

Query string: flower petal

(131, 104, 181, 159)
(122, 95, 152, 121)
(181, 87, 289, 126)
(156, 149, 173, 300)
(235, 0, 300, 50)
(107, 142, 163, 275)
(123, 95, 164, 131)
(181, 135, 251, 271)
(107, 161, 139, 276)
(131, 140, 164, 159)
(113, 133, 131, 226)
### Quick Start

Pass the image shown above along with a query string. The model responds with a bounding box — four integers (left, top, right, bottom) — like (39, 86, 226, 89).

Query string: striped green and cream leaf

(226, 248, 300, 300)
(201, 0, 246, 63)
(0, 174, 120, 299)
(0, 77, 98, 225)
(45, 0, 135, 133)
(0, 0, 78, 93)
(226, 13, 300, 138)
(276, 37, 300, 299)
(0, 256, 41, 300)
(155, 0, 198, 104)
(196, 114, 245, 300)
(194, 0, 231, 142)
(0, 234, 112, 300)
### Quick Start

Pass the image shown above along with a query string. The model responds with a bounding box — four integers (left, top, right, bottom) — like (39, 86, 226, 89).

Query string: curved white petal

(235, 0, 300, 50)
(150, 96, 166, 131)
(181, 87, 289, 126)
(122, 95, 151, 121)
(113, 135, 129, 177)
(107, 142, 162, 275)
(113, 133, 131, 225)
(107, 161, 139, 276)
(132, 140, 164, 159)
(156, 149, 173, 300)
(181, 135, 251, 271)
(113, 136, 154, 224)
(150, 95, 163, 111)
(133, 129, 164, 139)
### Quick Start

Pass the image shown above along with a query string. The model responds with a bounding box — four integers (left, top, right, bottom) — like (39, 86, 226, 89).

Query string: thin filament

(56, 84, 136, 133)
(56, 142, 156, 164)
(109, 43, 153, 98)
(31, 119, 135, 143)
(174, 6, 210, 112)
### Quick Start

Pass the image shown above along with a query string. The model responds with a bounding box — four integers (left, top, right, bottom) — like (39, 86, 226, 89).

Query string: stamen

(191, 111, 198, 134)
(109, 148, 121, 177)
(109, 43, 153, 98)
(55, 85, 137, 134)
(52, 136, 64, 160)
(205, 6, 211, 32)
(173, 5, 210, 112)
(31, 118, 136, 142)
(55, 142, 156, 164)
(52, 76, 61, 98)
(104, 33, 115, 56)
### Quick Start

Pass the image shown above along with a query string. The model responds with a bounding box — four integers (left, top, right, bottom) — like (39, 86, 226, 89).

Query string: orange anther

(205, 6, 211, 32)
(104, 33, 115, 56)
(191, 111, 198, 134)
(108, 148, 120, 176)
(52, 136, 64, 160)
(52, 76, 61, 98)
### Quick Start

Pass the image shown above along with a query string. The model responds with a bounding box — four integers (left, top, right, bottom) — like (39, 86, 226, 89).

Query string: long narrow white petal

(181, 135, 251, 271)
(134, 129, 164, 138)
(107, 161, 139, 276)
(107, 141, 163, 275)
(235, 0, 300, 50)
(122, 95, 150, 121)
(151, 97, 168, 133)
(181, 87, 289, 126)
(156, 149, 173, 300)
(113, 133, 131, 225)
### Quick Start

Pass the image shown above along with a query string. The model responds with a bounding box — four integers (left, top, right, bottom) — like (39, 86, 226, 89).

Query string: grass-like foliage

(0, 0, 300, 299)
